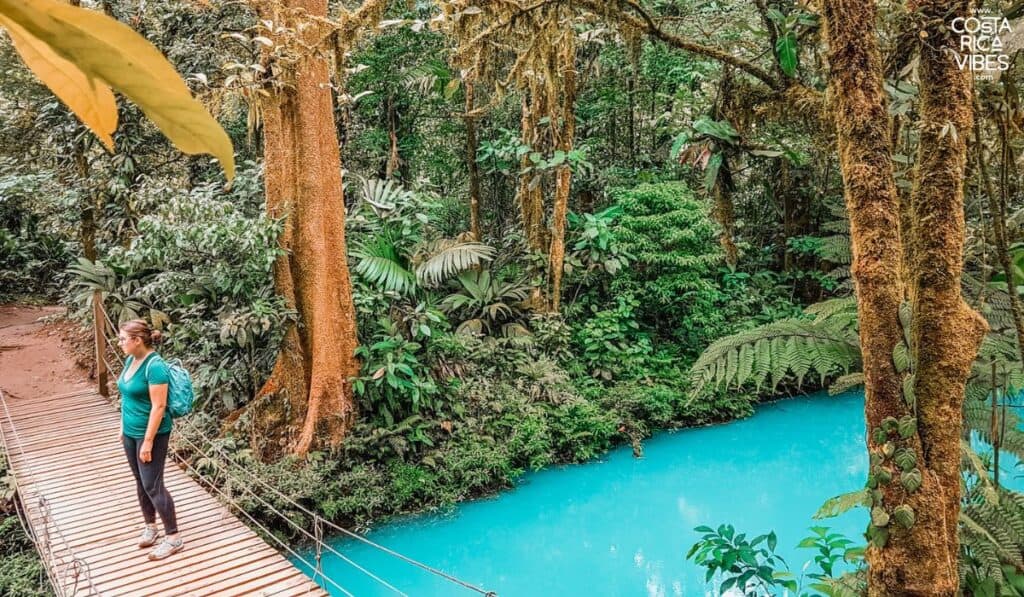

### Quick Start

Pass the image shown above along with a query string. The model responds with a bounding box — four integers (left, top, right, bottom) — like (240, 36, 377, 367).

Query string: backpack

(146, 356, 195, 419)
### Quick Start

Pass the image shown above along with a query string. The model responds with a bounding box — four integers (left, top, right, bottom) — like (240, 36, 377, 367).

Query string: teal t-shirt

(118, 352, 173, 439)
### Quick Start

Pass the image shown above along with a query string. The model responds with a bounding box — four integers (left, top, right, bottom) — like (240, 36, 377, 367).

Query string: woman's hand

(140, 438, 154, 463)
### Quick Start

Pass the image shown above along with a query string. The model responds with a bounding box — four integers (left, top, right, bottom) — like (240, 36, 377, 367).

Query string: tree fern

(961, 483, 1024, 591)
(719, 289, 1024, 592)
(688, 298, 860, 397)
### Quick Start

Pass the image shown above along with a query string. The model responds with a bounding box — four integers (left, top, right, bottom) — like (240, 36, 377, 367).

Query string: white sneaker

(138, 526, 159, 548)
(148, 537, 184, 560)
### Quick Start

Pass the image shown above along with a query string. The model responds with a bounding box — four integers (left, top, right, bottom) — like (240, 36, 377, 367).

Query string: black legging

(122, 432, 178, 535)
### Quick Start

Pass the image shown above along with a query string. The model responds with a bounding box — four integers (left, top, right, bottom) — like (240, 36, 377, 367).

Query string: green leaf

(749, 148, 785, 158)
(867, 524, 889, 548)
(443, 77, 460, 100)
(693, 116, 739, 143)
(901, 468, 922, 493)
(871, 507, 890, 527)
(669, 132, 689, 159)
(892, 341, 910, 373)
(814, 488, 870, 519)
(894, 447, 916, 471)
(892, 504, 915, 529)
(902, 373, 916, 409)
(0, 0, 235, 180)
(704, 152, 723, 193)
(898, 415, 917, 439)
(775, 33, 798, 77)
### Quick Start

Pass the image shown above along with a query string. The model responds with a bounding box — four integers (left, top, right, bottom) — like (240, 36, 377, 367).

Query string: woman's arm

(140, 383, 168, 463)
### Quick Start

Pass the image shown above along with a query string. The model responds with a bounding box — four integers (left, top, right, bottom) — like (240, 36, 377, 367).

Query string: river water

(293, 389, 1012, 595)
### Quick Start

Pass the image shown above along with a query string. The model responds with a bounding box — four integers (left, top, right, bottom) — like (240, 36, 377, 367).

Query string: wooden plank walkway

(0, 388, 330, 597)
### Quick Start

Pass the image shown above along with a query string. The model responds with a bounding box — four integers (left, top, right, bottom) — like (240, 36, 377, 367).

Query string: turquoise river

(293, 389, 1016, 596)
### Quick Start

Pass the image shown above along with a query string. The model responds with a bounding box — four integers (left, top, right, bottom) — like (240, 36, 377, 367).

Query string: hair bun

(151, 329, 165, 345)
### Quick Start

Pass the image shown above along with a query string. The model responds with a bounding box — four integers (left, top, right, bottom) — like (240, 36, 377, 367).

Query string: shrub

(66, 163, 292, 412)
(609, 181, 735, 354)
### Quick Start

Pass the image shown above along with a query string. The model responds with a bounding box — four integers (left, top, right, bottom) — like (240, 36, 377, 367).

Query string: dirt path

(0, 305, 92, 401)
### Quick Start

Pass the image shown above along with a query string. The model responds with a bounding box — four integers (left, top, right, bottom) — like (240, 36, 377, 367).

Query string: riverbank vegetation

(2, 0, 1024, 594)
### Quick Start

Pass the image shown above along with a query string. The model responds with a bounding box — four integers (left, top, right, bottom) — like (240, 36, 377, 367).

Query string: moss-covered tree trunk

(547, 34, 576, 312)
(240, 0, 361, 460)
(820, 2, 908, 589)
(824, 0, 988, 592)
(465, 80, 482, 241)
(518, 84, 547, 254)
(901, 1, 988, 593)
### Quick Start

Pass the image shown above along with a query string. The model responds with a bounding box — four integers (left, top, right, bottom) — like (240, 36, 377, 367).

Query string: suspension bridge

(0, 296, 497, 596)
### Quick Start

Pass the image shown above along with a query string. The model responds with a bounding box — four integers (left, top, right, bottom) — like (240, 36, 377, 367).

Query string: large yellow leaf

(0, 0, 235, 181)
(0, 13, 116, 150)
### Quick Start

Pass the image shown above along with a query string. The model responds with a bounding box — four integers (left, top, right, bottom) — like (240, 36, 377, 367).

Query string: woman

(116, 319, 184, 560)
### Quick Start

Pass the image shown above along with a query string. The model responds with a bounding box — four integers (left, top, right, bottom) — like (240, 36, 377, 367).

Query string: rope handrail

(206, 437, 498, 595)
(12, 484, 63, 593)
(170, 425, 406, 596)
(168, 447, 356, 597)
(95, 301, 499, 596)
(1, 388, 98, 596)
(174, 420, 498, 595)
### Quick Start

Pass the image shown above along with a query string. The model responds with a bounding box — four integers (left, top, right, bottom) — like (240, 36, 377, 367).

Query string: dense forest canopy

(3, 0, 1024, 594)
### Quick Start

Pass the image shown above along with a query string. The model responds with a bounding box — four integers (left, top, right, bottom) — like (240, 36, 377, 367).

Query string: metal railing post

(92, 290, 108, 398)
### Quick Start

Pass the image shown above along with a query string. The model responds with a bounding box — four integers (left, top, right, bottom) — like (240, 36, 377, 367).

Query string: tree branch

(597, 0, 783, 89)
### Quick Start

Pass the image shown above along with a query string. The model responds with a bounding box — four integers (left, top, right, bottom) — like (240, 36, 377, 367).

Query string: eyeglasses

(117, 336, 134, 345)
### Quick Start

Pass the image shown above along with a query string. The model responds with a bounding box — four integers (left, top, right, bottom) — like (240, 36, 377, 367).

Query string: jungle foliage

(1, 0, 1023, 593)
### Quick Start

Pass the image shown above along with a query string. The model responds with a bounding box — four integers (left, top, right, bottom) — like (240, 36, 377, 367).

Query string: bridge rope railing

(95, 300, 498, 597)
(1, 388, 99, 596)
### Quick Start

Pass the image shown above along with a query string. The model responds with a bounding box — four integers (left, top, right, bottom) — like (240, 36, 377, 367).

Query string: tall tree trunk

(627, 74, 636, 165)
(901, 1, 988, 592)
(238, 0, 361, 461)
(385, 92, 400, 180)
(518, 86, 546, 254)
(712, 155, 738, 268)
(826, 0, 988, 592)
(465, 80, 482, 241)
(711, 68, 738, 267)
(73, 141, 97, 262)
(547, 33, 576, 312)
(823, 1, 965, 594)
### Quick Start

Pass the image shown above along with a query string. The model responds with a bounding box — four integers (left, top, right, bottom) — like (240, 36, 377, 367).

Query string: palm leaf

(352, 235, 415, 294)
(413, 240, 496, 288)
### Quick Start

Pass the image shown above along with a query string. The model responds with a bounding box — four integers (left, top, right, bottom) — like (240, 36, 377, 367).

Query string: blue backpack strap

(143, 353, 164, 382)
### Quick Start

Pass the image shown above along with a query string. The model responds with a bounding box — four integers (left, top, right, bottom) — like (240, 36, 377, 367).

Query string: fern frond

(359, 178, 416, 214)
(805, 296, 858, 325)
(688, 316, 859, 397)
(828, 373, 865, 396)
(819, 235, 852, 265)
